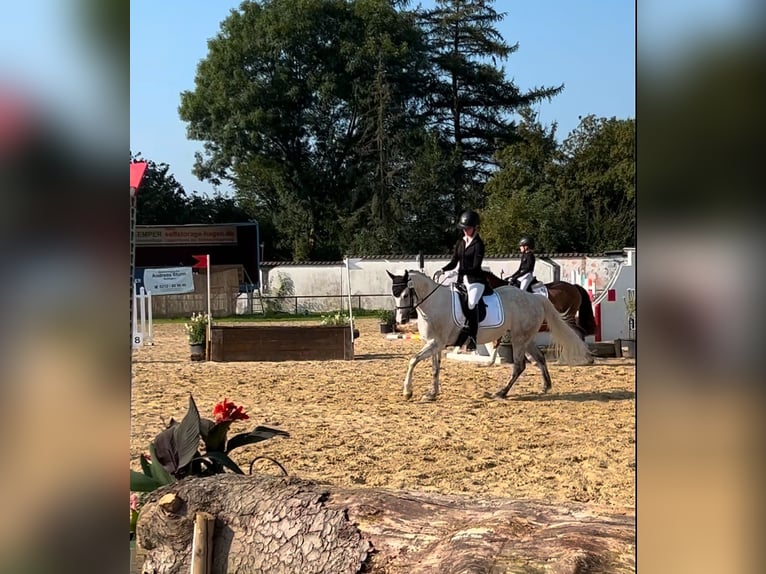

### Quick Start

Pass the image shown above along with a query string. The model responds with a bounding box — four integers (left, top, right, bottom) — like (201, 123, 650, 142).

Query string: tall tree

(179, 0, 430, 260)
(418, 0, 563, 213)
(558, 115, 635, 251)
(339, 0, 433, 255)
(481, 108, 565, 252)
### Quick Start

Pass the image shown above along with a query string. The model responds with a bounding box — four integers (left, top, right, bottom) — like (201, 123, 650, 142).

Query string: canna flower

(212, 398, 249, 423)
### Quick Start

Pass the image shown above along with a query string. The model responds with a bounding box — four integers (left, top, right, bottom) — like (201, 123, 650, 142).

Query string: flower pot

(190, 342, 205, 361)
(379, 322, 394, 334)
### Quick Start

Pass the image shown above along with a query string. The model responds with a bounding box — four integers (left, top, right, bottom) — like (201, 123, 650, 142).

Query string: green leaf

(225, 426, 290, 453)
(152, 425, 179, 474)
(149, 442, 175, 485)
(139, 453, 152, 477)
(174, 395, 202, 469)
(200, 451, 244, 474)
(130, 469, 162, 492)
(203, 420, 232, 453)
(199, 418, 216, 439)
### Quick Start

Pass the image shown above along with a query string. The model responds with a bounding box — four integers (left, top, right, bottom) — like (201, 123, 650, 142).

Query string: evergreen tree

(418, 0, 563, 213)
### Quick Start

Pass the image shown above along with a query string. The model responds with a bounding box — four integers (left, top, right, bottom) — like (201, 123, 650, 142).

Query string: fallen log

(135, 474, 635, 574)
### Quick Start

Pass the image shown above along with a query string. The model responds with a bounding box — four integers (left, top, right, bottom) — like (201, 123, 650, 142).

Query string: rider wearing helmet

(509, 236, 536, 292)
(434, 210, 485, 353)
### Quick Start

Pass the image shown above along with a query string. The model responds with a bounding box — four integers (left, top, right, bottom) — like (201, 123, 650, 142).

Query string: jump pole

(206, 255, 211, 360)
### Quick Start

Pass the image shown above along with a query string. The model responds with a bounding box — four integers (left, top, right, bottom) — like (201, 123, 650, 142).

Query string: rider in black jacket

(434, 210, 485, 353)
(509, 237, 536, 291)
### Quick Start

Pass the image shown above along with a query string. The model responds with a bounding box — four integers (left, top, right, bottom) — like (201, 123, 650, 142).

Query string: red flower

(212, 398, 249, 423)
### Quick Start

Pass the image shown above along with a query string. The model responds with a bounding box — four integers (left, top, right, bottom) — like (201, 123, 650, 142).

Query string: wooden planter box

(210, 325, 354, 362)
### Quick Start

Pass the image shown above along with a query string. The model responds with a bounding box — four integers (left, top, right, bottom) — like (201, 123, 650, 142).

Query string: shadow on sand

(510, 390, 635, 402)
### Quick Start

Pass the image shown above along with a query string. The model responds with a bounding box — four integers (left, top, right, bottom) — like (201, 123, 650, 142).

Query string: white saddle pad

(530, 282, 548, 297)
(451, 291, 504, 329)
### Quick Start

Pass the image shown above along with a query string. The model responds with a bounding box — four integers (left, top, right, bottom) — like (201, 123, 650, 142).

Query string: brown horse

(484, 272, 596, 339)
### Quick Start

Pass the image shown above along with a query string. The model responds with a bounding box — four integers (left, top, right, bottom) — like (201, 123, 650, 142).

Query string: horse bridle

(392, 276, 442, 314)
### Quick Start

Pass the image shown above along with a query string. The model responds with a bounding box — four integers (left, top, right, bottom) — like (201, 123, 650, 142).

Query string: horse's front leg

(403, 339, 441, 401)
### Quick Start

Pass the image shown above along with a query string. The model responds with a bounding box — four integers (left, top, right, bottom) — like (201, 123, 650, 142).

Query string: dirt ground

(130, 318, 635, 509)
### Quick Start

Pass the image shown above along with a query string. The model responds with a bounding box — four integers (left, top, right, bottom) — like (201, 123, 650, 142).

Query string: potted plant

(184, 312, 209, 361)
(376, 309, 396, 334)
(129, 395, 289, 557)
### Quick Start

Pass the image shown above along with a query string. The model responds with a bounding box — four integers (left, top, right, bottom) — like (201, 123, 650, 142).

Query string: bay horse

(387, 270, 591, 401)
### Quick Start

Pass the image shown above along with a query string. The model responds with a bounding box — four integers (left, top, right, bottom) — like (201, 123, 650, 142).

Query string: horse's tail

(574, 284, 597, 336)
(541, 297, 592, 365)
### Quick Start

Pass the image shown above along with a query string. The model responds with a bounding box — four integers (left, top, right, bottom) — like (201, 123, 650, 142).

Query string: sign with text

(134, 267, 195, 295)
(136, 225, 238, 246)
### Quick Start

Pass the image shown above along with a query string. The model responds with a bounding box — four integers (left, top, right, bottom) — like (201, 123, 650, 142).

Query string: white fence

(132, 286, 153, 348)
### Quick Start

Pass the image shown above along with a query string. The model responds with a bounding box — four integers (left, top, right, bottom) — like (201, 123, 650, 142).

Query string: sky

(130, 0, 636, 197)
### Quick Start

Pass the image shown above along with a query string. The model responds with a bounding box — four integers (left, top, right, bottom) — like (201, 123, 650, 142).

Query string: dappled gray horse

(388, 270, 591, 401)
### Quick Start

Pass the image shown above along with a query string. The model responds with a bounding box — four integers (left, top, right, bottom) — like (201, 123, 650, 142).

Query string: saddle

(509, 276, 546, 295)
(453, 279, 494, 323)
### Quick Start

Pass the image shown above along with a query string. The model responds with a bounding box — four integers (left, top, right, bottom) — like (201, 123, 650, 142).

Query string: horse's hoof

(483, 391, 507, 400)
(403, 392, 413, 401)
(542, 385, 551, 394)
(420, 393, 436, 402)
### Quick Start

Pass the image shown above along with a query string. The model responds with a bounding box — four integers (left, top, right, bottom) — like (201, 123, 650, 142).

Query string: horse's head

(387, 269, 416, 324)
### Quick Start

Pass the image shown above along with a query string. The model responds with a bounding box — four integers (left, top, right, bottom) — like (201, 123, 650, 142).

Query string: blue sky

(130, 0, 636, 196)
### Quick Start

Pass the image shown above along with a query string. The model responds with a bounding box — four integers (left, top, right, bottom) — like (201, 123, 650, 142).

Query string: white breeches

(517, 272, 533, 291)
(463, 277, 485, 309)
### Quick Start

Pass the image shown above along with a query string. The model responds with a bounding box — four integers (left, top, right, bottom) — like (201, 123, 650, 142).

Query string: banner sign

(136, 225, 238, 246)
(134, 267, 195, 295)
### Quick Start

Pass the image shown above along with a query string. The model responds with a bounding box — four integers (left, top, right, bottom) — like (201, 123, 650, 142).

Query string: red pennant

(130, 161, 148, 190)
(192, 255, 208, 269)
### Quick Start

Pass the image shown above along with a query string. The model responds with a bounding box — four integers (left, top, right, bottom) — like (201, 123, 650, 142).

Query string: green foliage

(183, 312, 208, 344)
(320, 311, 350, 326)
(376, 309, 395, 324)
(135, 0, 633, 258)
(129, 395, 289, 494)
(131, 152, 252, 225)
(483, 112, 635, 252)
(559, 115, 636, 251)
(418, 0, 563, 208)
(264, 272, 295, 315)
(179, 0, 431, 260)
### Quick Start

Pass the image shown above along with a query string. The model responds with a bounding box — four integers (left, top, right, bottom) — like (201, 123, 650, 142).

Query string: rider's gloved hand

(433, 269, 444, 282)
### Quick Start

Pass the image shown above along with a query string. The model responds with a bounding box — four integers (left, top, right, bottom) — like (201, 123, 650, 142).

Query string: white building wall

(261, 253, 629, 299)
(255, 249, 636, 343)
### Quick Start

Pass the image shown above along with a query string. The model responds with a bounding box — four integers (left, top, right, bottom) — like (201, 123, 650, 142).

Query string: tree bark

(135, 474, 635, 574)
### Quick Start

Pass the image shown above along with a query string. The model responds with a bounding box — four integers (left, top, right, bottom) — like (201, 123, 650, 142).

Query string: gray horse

(387, 270, 591, 401)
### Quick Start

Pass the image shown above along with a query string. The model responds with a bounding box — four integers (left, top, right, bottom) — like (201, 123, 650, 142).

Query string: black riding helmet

(519, 236, 535, 248)
(458, 210, 480, 228)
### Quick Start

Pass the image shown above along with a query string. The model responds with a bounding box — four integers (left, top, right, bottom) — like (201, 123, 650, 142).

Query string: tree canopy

(160, 0, 634, 259)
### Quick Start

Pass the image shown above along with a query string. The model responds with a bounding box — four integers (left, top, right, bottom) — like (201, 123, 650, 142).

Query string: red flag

(130, 161, 148, 190)
(192, 255, 208, 269)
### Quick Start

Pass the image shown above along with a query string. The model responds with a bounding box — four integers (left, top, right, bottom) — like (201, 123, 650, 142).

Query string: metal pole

(345, 258, 354, 347)
(206, 255, 212, 360)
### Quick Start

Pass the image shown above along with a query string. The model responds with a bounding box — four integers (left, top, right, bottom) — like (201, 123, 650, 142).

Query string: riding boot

(465, 307, 478, 352)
